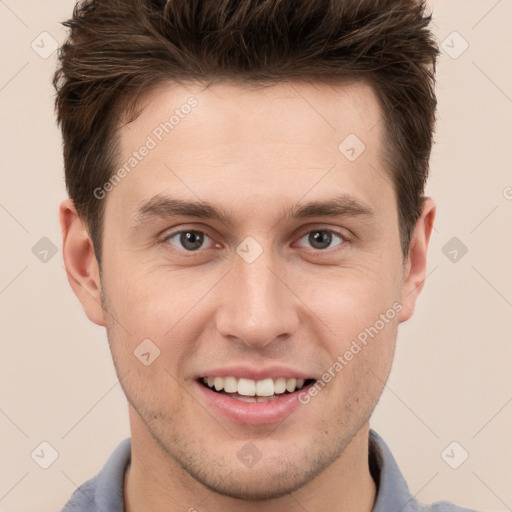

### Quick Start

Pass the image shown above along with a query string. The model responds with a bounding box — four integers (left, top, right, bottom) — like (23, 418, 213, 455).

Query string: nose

(215, 249, 300, 349)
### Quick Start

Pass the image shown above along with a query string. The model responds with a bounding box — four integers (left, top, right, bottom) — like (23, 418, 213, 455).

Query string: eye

(296, 229, 345, 251)
(165, 230, 214, 252)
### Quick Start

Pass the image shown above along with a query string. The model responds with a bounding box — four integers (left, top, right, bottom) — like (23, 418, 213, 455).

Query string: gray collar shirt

(61, 430, 479, 512)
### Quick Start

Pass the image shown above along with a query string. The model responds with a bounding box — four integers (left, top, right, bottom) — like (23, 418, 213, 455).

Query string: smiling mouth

(199, 376, 316, 402)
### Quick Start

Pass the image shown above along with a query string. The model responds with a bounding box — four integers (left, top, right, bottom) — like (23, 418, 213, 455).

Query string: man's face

(95, 80, 409, 498)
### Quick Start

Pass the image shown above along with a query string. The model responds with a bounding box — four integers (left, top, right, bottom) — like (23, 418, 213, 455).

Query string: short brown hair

(53, 0, 439, 264)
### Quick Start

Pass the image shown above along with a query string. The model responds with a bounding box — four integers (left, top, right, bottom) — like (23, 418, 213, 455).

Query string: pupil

(309, 231, 331, 249)
(181, 231, 203, 250)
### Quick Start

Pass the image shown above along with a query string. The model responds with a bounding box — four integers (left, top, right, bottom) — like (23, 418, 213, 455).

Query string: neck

(124, 419, 376, 512)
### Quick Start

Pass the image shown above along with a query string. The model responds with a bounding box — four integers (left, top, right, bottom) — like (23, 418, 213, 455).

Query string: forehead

(108, 79, 392, 226)
(121, 78, 382, 150)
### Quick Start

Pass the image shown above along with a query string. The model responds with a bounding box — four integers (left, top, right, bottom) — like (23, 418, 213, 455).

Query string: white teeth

(223, 376, 238, 393)
(202, 376, 309, 396)
(286, 378, 297, 392)
(237, 378, 256, 396)
(274, 377, 287, 394)
(214, 377, 224, 391)
(256, 378, 274, 397)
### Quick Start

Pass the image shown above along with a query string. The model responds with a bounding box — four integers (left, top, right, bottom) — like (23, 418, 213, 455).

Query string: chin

(188, 463, 318, 501)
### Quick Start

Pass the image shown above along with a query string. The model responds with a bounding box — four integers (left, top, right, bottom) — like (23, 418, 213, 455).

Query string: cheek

(103, 303, 187, 420)
(326, 315, 398, 425)
(305, 262, 401, 389)
(102, 265, 222, 382)
(104, 262, 206, 331)
(301, 261, 402, 329)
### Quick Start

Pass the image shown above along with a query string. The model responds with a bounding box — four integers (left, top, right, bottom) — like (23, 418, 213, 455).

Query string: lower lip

(195, 380, 314, 425)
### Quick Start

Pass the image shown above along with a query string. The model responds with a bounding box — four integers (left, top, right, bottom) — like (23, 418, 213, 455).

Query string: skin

(60, 79, 435, 512)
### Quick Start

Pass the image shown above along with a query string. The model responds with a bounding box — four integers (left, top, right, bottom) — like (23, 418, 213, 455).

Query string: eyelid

(294, 223, 352, 242)
(159, 223, 215, 241)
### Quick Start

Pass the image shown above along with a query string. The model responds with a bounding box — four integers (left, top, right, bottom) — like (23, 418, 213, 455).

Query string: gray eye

(167, 231, 211, 251)
(297, 230, 344, 250)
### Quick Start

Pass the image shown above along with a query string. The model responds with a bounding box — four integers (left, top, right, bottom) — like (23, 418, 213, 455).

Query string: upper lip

(196, 365, 316, 381)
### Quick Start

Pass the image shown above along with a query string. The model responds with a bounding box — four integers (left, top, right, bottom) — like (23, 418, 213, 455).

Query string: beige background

(1, 1, 511, 511)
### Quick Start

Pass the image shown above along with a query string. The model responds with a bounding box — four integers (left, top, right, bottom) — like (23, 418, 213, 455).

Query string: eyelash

(161, 227, 349, 255)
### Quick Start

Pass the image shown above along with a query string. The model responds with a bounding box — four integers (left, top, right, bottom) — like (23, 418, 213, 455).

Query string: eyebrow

(132, 193, 375, 227)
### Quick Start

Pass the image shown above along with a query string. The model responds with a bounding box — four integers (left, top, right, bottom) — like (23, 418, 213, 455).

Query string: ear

(398, 197, 436, 323)
(59, 198, 105, 326)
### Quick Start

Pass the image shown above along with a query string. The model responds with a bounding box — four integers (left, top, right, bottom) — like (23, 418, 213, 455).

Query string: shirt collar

(369, 429, 422, 512)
